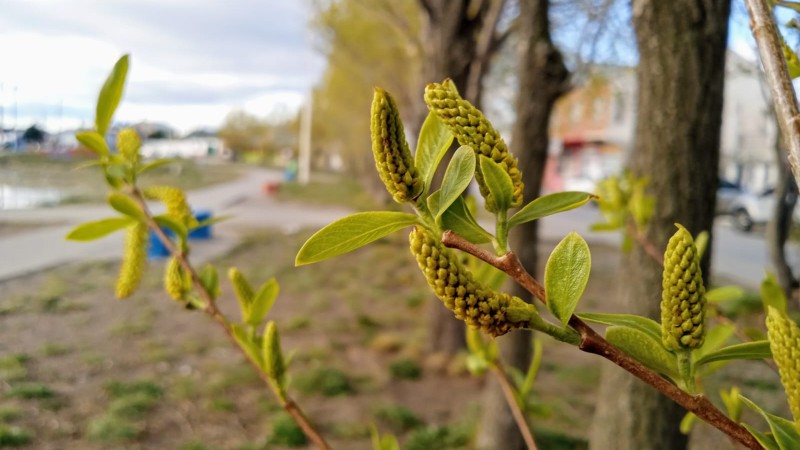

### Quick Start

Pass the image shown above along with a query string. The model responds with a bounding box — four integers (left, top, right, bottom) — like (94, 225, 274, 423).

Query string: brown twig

(626, 222, 664, 265)
(745, 0, 800, 191)
(490, 361, 538, 450)
(441, 231, 764, 450)
(130, 188, 333, 450)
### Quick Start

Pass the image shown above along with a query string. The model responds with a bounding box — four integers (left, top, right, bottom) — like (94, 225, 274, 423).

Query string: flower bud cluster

(424, 80, 523, 211)
(661, 225, 706, 350)
(370, 88, 423, 203)
(766, 307, 800, 426)
(116, 223, 147, 299)
(410, 226, 523, 336)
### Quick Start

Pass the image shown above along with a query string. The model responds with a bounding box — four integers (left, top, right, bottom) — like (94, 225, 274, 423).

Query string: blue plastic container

(147, 228, 174, 260)
(189, 209, 213, 240)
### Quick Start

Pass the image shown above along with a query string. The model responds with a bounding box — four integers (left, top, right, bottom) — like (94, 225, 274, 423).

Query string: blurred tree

(589, 1, 731, 449)
(310, 0, 423, 200)
(23, 125, 46, 144)
(218, 110, 274, 162)
(475, 1, 570, 449)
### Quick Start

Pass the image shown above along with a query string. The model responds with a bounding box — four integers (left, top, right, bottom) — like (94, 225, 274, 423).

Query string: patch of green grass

(286, 315, 311, 330)
(0, 425, 32, 447)
(0, 354, 29, 383)
(268, 413, 308, 447)
(0, 405, 21, 422)
(207, 364, 261, 394)
(7, 383, 55, 400)
(532, 426, 588, 450)
(374, 404, 424, 431)
(86, 413, 140, 442)
(108, 393, 160, 419)
(40, 343, 71, 357)
(404, 425, 471, 450)
(105, 380, 163, 400)
(294, 367, 354, 397)
(276, 176, 379, 211)
(180, 441, 213, 450)
(329, 421, 371, 440)
(389, 359, 422, 380)
(208, 397, 237, 412)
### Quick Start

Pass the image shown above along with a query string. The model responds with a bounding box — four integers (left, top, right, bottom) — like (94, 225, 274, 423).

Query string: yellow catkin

(370, 88, 423, 203)
(661, 224, 706, 350)
(117, 128, 141, 164)
(164, 256, 190, 301)
(766, 307, 800, 426)
(409, 226, 524, 337)
(143, 185, 195, 227)
(115, 223, 148, 299)
(423, 80, 523, 212)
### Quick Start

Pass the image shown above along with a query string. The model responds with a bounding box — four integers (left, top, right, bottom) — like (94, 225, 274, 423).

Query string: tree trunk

(417, 0, 507, 356)
(768, 136, 798, 303)
(589, 1, 730, 450)
(475, 1, 569, 449)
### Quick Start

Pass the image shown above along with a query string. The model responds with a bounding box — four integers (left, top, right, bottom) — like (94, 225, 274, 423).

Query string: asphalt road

(0, 169, 793, 290)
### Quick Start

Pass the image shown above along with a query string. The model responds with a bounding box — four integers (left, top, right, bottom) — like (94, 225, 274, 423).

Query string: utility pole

(298, 92, 312, 185)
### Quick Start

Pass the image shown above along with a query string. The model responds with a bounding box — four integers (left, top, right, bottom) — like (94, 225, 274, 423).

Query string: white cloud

(0, 0, 324, 134)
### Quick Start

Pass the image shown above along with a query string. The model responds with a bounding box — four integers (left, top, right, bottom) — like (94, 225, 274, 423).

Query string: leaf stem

(129, 188, 333, 450)
(491, 361, 539, 450)
(441, 230, 763, 450)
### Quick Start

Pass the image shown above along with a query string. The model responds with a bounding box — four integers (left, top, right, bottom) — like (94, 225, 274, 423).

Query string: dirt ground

(0, 223, 788, 450)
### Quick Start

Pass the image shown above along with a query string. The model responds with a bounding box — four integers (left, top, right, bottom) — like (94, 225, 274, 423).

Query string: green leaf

(577, 312, 663, 342)
(296, 212, 419, 265)
(762, 273, 788, 314)
(509, 192, 595, 227)
(694, 341, 772, 367)
(231, 324, 263, 368)
(437, 146, 475, 218)
(198, 264, 220, 299)
(247, 278, 279, 326)
(96, 55, 129, 136)
(153, 215, 188, 240)
(782, 36, 800, 79)
(741, 423, 781, 450)
(606, 326, 679, 378)
(706, 286, 745, 303)
(720, 386, 743, 422)
(693, 324, 735, 363)
(427, 189, 441, 215)
(107, 193, 145, 221)
(73, 159, 105, 171)
(415, 112, 453, 194)
(740, 395, 800, 450)
(680, 412, 697, 434)
(478, 155, 514, 213)
(192, 214, 232, 230)
(694, 231, 709, 260)
(589, 222, 622, 232)
(439, 196, 493, 244)
(138, 158, 179, 175)
(65, 217, 136, 241)
(544, 232, 591, 325)
(75, 131, 110, 157)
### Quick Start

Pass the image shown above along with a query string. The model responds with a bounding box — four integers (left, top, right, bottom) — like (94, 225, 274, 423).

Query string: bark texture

(589, 1, 730, 449)
(474, 0, 569, 449)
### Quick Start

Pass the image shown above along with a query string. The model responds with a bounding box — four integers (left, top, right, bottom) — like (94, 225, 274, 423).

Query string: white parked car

(726, 187, 800, 232)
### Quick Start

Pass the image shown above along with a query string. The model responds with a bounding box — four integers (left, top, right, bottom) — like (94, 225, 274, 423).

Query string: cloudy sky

(0, 0, 325, 134)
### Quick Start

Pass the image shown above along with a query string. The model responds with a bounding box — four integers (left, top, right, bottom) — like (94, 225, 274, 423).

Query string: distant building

(544, 51, 779, 194)
(140, 137, 227, 159)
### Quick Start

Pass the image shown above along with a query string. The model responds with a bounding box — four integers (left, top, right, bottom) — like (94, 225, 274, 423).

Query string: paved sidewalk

(0, 169, 353, 281)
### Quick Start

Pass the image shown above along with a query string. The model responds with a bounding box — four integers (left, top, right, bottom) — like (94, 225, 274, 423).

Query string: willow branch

(744, 0, 800, 190)
(491, 361, 538, 450)
(441, 231, 764, 450)
(129, 188, 333, 450)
